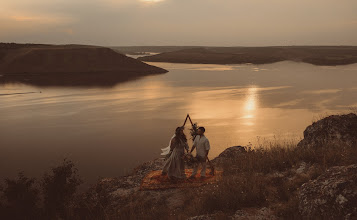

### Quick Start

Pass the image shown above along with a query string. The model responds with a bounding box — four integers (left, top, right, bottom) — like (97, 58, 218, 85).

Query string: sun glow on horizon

(140, 0, 165, 3)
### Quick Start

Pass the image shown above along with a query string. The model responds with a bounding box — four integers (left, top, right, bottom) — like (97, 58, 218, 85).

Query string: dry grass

(177, 141, 357, 219)
(311, 107, 357, 123)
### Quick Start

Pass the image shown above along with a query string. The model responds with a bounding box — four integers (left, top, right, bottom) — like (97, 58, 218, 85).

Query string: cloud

(302, 89, 342, 95)
(0, 0, 356, 46)
(8, 14, 74, 25)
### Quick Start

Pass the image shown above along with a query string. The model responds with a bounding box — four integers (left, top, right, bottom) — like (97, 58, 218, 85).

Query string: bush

(41, 158, 83, 219)
(0, 172, 40, 220)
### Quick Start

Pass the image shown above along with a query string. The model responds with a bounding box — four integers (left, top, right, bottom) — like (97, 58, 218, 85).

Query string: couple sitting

(161, 126, 210, 181)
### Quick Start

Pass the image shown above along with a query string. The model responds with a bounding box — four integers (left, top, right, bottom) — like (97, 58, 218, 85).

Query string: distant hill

(111, 46, 201, 55)
(136, 46, 357, 66)
(0, 43, 167, 86)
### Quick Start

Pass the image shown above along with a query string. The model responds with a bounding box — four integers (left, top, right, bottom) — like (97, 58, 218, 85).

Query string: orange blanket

(140, 169, 223, 190)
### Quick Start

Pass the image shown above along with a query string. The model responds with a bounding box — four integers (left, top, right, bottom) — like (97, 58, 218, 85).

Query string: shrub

(41, 158, 83, 219)
(0, 172, 40, 220)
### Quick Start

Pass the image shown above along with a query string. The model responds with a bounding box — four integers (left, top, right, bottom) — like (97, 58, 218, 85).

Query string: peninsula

(0, 43, 167, 87)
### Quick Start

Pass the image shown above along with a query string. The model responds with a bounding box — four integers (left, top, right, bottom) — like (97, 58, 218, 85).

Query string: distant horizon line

(1, 42, 357, 48)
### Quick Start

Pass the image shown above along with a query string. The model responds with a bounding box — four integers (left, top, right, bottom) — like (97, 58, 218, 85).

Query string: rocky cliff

(297, 113, 357, 149)
(80, 114, 357, 219)
(299, 164, 357, 219)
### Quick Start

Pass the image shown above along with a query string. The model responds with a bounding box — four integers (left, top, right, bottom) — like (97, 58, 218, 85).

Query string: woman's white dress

(162, 137, 189, 179)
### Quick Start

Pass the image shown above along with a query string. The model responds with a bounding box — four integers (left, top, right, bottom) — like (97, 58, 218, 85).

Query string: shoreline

(137, 46, 357, 66)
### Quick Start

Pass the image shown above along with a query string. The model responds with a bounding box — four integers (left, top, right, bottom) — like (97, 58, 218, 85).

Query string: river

(1, 61, 357, 185)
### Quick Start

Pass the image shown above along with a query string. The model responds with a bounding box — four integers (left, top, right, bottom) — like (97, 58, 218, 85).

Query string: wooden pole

(182, 114, 189, 127)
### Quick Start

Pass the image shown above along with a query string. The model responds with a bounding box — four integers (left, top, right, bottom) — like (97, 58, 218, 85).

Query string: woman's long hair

(174, 126, 187, 143)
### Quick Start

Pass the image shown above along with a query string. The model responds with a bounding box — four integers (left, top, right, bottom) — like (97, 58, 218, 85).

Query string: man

(189, 127, 210, 179)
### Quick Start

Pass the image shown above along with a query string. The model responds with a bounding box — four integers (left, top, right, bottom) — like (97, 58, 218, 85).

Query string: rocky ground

(299, 164, 357, 219)
(82, 113, 357, 219)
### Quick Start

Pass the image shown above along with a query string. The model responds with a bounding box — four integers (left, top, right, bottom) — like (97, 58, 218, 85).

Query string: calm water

(1, 61, 357, 185)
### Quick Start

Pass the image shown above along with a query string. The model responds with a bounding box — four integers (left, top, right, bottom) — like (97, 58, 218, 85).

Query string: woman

(161, 126, 189, 181)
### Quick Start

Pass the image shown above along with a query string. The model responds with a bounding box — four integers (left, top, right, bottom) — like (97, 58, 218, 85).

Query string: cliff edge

(81, 113, 357, 219)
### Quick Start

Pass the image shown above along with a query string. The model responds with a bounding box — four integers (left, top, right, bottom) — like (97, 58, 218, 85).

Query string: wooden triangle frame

(181, 113, 215, 175)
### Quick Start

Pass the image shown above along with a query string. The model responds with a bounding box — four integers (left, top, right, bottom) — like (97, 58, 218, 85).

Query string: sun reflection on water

(242, 86, 258, 126)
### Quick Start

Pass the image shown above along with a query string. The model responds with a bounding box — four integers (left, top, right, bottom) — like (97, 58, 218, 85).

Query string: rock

(298, 164, 357, 219)
(84, 158, 166, 204)
(296, 162, 308, 174)
(111, 187, 138, 198)
(211, 146, 246, 165)
(217, 146, 246, 157)
(187, 208, 277, 220)
(232, 207, 277, 220)
(186, 211, 228, 220)
(187, 214, 221, 220)
(297, 113, 357, 149)
(132, 157, 166, 177)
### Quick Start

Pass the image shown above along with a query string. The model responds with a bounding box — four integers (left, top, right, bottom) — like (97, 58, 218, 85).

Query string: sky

(0, 0, 356, 46)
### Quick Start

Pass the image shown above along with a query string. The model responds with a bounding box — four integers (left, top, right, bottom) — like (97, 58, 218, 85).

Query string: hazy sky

(1, 0, 356, 46)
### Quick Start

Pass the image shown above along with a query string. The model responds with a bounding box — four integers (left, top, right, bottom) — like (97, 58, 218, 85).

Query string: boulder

(297, 113, 357, 148)
(298, 164, 357, 219)
(211, 146, 246, 166)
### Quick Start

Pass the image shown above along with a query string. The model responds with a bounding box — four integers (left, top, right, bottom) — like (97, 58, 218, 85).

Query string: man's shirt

(193, 135, 210, 157)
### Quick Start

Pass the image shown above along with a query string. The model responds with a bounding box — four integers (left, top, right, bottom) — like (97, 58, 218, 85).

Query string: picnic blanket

(140, 169, 223, 190)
